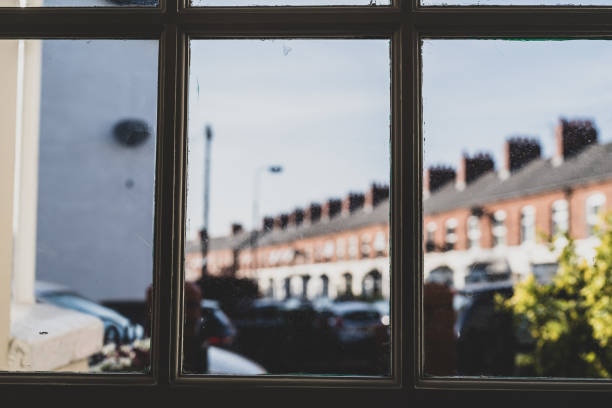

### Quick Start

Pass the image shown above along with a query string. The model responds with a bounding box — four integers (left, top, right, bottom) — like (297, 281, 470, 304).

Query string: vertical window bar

(152, 0, 182, 383)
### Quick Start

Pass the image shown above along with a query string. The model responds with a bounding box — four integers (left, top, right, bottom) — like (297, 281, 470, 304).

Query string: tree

(501, 213, 612, 378)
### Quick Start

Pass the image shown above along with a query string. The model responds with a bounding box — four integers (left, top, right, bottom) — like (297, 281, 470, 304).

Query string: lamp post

(251, 165, 283, 276)
(200, 125, 213, 278)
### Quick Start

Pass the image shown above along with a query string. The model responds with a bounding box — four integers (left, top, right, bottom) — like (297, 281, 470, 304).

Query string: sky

(186, 40, 391, 239)
(185, 39, 612, 241)
(423, 40, 612, 170)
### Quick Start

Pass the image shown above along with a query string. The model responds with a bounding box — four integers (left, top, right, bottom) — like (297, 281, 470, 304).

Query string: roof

(191, 200, 389, 253)
(191, 142, 612, 253)
(425, 142, 612, 216)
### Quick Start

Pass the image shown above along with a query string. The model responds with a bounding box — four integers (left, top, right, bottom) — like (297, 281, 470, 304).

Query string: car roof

(459, 280, 514, 294)
(331, 301, 378, 314)
(201, 299, 220, 309)
(253, 298, 284, 308)
(35, 280, 73, 296)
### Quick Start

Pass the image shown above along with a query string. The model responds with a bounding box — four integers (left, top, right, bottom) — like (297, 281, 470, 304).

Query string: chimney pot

(322, 198, 342, 220)
(274, 213, 289, 230)
(262, 216, 274, 232)
(288, 208, 304, 227)
(456, 152, 494, 190)
(502, 136, 541, 178)
(231, 223, 243, 235)
(341, 192, 365, 215)
(365, 183, 390, 208)
(304, 203, 322, 224)
(554, 118, 598, 164)
(424, 166, 455, 196)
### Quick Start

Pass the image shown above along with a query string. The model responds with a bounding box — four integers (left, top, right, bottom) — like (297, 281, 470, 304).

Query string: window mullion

(152, 5, 184, 383)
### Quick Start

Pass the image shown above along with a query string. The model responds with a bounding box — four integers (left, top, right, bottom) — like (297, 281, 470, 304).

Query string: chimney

(456, 152, 494, 191)
(288, 208, 304, 227)
(365, 183, 390, 209)
(274, 213, 289, 230)
(262, 216, 274, 232)
(321, 198, 342, 220)
(500, 137, 541, 179)
(304, 203, 321, 224)
(424, 166, 455, 198)
(341, 192, 365, 215)
(554, 118, 598, 165)
(231, 223, 243, 235)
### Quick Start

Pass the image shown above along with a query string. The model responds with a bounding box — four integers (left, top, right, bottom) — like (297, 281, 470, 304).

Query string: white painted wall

(255, 257, 390, 301)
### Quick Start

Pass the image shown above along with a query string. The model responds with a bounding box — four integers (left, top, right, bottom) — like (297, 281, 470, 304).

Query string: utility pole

(200, 125, 213, 278)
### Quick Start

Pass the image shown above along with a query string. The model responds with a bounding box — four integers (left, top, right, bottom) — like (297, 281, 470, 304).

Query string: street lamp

(251, 165, 283, 274)
(200, 125, 213, 278)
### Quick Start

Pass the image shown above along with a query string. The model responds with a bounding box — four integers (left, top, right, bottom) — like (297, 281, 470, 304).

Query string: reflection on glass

(0, 0, 157, 6)
(0, 39, 157, 373)
(192, 0, 389, 6)
(423, 39, 612, 378)
(184, 39, 390, 376)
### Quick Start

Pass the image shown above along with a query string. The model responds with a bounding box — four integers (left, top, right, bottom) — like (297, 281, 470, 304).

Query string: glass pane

(184, 39, 390, 376)
(422, 39, 612, 378)
(0, 0, 157, 7)
(0, 39, 158, 373)
(422, 0, 612, 5)
(192, 0, 389, 6)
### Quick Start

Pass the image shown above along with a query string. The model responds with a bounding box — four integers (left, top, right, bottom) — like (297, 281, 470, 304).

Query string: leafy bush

(501, 213, 612, 378)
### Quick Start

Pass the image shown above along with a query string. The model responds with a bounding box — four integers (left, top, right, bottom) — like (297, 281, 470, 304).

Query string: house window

(551, 199, 569, 236)
(319, 274, 329, 298)
(520, 205, 536, 244)
(335, 237, 346, 259)
(492, 210, 507, 247)
(360, 234, 372, 258)
(444, 218, 457, 251)
(347, 235, 359, 259)
(340, 272, 353, 299)
(425, 221, 437, 252)
(466, 216, 480, 249)
(373, 231, 386, 256)
(586, 193, 606, 237)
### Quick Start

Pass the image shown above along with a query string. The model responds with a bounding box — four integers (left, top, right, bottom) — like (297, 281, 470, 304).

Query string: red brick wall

(424, 179, 612, 251)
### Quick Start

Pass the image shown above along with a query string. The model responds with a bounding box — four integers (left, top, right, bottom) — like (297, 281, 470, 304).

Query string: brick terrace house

(424, 118, 612, 288)
(186, 184, 391, 301)
(186, 118, 612, 297)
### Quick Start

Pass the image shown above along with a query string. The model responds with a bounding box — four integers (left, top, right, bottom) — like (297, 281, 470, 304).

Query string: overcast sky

(186, 40, 391, 239)
(423, 40, 612, 170)
(185, 38, 612, 240)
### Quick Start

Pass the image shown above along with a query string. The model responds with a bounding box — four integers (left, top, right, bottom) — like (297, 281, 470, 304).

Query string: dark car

(326, 301, 386, 346)
(200, 299, 237, 348)
(454, 280, 533, 376)
(35, 281, 144, 345)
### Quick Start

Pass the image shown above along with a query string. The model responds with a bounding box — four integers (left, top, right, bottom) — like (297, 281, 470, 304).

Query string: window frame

(585, 192, 606, 237)
(2, 0, 612, 405)
(520, 205, 536, 244)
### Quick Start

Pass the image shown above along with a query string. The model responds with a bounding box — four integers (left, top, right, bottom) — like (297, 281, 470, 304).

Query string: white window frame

(520, 205, 536, 244)
(492, 210, 507, 247)
(586, 192, 606, 237)
(466, 215, 480, 249)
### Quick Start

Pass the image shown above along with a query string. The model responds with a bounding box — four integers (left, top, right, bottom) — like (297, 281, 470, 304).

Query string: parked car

(35, 281, 144, 345)
(464, 259, 512, 285)
(201, 299, 237, 348)
(326, 301, 386, 346)
(207, 345, 266, 375)
(453, 280, 533, 376)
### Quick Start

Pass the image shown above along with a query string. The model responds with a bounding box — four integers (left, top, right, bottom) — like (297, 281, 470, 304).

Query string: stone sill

(8, 302, 103, 372)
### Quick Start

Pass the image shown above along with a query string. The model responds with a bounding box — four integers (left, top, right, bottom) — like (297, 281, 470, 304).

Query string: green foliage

(500, 212, 612, 378)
